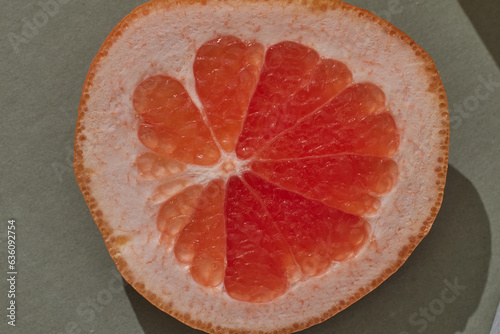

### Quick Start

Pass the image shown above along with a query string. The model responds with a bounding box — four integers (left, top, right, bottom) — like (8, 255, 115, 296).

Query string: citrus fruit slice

(73, 0, 449, 333)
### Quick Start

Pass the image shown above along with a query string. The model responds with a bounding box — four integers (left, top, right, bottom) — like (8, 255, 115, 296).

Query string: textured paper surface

(0, 0, 499, 333)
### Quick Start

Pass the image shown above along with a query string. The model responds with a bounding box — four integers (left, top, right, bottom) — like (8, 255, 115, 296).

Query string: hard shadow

(458, 0, 500, 68)
(124, 280, 203, 333)
(124, 165, 491, 334)
(303, 165, 491, 334)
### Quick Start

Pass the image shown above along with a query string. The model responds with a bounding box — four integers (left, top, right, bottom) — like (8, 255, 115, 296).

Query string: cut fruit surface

(174, 180, 226, 288)
(194, 36, 264, 152)
(225, 175, 294, 303)
(134, 75, 220, 165)
(242, 172, 370, 275)
(256, 83, 400, 160)
(74, 1, 449, 333)
(236, 41, 353, 160)
(251, 155, 398, 216)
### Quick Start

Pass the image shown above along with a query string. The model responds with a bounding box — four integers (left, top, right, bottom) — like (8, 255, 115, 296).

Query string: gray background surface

(1, 0, 499, 333)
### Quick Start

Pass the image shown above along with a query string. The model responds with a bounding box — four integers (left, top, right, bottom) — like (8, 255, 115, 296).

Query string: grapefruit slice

(74, 0, 449, 333)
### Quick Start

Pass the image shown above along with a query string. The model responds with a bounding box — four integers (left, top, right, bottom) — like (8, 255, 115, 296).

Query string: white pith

(77, 1, 447, 332)
(187, 151, 250, 184)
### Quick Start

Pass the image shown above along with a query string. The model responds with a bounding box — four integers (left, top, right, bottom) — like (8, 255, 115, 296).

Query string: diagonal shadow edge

(123, 165, 491, 334)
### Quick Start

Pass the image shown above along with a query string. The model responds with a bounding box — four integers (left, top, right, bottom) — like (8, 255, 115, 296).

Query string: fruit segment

(257, 83, 399, 159)
(151, 178, 194, 204)
(174, 180, 226, 287)
(251, 155, 398, 216)
(236, 42, 353, 159)
(244, 173, 370, 275)
(194, 36, 265, 152)
(157, 185, 203, 239)
(135, 152, 186, 180)
(133, 75, 220, 165)
(224, 176, 297, 303)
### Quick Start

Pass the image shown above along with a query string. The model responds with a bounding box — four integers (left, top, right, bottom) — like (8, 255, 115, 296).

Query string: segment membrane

(257, 83, 399, 159)
(224, 176, 297, 303)
(251, 155, 398, 216)
(236, 42, 353, 159)
(244, 172, 370, 276)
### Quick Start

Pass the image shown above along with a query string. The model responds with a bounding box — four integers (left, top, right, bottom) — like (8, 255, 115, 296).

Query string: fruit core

(132, 36, 400, 303)
(221, 160, 237, 174)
